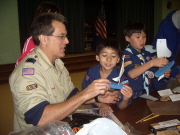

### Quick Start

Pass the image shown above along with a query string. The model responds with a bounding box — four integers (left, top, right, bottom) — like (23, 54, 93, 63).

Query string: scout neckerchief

(125, 46, 150, 95)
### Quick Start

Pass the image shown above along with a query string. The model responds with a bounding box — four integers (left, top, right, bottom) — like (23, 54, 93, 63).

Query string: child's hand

(98, 91, 120, 104)
(99, 103, 113, 117)
(151, 58, 168, 67)
(176, 73, 180, 79)
(120, 85, 133, 101)
(164, 69, 171, 78)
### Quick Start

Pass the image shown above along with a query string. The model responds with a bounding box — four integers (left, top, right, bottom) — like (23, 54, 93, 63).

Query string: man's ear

(125, 36, 130, 42)
(38, 35, 47, 46)
(96, 55, 99, 61)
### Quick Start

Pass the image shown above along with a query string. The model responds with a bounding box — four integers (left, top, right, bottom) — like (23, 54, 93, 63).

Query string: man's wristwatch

(94, 96, 100, 103)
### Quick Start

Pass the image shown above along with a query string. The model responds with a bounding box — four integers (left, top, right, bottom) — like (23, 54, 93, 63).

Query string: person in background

(152, 9, 180, 79)
(9, 13, 119, 131)
(82, 37, 133, 117)
(144, 45, 180, 90)
(122, 21, 171, 99)
(15, 2, 61, 66)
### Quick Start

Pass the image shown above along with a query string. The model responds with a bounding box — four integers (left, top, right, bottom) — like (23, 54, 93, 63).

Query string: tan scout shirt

(9, 46, 75, 131)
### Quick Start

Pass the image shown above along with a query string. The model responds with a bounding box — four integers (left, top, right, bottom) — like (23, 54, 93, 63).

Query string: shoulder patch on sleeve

(125, 55, 130, 59)
(26, 83, 38, 91)
(86, 74, 89, 81)
(120, 79, 129, 85)
(124, 61, 132, 67)
(25, 58, 36, 64)
(22, 68, 34, 76)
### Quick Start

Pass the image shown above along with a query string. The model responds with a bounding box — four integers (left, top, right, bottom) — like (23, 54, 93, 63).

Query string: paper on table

(169, 94, 180, 102)
(157, 89, 173, 97)
(172, 86, 180, 93)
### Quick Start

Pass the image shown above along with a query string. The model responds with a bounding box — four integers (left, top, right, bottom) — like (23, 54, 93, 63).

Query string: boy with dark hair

(82, 37, 133, 117)
(122, 21, 171, 99)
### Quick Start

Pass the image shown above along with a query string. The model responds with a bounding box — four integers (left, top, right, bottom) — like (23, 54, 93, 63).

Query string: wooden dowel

(143, 114, 159, 122)
(136, 113, 154, 124)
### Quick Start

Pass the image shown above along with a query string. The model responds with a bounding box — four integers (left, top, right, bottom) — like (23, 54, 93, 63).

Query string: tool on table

(136, 113, 154, 124)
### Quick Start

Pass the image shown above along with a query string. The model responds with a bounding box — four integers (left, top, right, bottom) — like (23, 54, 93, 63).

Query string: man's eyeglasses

(50, 35, 68, 40)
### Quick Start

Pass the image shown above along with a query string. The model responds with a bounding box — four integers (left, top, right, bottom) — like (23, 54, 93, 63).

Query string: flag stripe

(95, 3, 107, 39)
(95, 20, 107, 38)
(95, 18, 106, 34)
(95, 19, 107, 38)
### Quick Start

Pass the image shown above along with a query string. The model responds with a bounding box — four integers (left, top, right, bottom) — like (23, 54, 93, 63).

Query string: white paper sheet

(169, 94, 180, 102)
(157, 89, 173, 96)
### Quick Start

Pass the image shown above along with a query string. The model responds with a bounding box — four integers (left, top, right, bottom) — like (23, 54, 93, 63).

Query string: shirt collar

(34, 46, 64, 71)
(128, 45, 146, 56)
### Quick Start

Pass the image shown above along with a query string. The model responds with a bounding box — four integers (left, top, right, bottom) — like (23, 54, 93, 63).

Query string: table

(111, 91, 180, 135)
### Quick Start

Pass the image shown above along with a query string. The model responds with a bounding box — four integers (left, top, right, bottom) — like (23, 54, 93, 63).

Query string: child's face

(125, 31, 146, 53)
(96, 47, 120, 71)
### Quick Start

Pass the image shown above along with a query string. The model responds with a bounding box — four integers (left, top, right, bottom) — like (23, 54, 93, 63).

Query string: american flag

(95, 2, 107, 39)
(22, 68, 34, 76)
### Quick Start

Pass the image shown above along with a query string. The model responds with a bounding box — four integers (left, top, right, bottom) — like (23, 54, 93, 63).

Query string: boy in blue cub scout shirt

(82, 38, 133, 117)
(122, 21, 171, 99)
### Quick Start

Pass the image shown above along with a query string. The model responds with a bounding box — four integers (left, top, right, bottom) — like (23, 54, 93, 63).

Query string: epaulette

(25, 58, 36, 64)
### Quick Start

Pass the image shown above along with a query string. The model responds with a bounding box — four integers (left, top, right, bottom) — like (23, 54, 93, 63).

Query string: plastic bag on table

(122, 122, 141, 135)
(75, 118, 127, 135)
(9, 121, 75, 135)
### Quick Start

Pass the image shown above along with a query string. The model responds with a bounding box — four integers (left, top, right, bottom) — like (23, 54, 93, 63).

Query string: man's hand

(98, 91, 120, 104)
(99, 104, 113, 117)
(83, 79, 111, 100)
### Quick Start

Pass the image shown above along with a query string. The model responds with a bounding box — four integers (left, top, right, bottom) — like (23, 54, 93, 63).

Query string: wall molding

(0, 52, 98, 84)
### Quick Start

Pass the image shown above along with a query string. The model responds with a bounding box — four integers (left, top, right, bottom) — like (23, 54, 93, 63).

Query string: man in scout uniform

(9, 13, 119, 131)
(122, 21, 170, 99)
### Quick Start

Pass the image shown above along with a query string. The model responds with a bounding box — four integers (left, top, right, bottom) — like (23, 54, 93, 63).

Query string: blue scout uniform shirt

(122, 45, 167, 98)
(152, 10, 180, 77)
(82, 64, 131, 106)
(152, 10, 180, 62)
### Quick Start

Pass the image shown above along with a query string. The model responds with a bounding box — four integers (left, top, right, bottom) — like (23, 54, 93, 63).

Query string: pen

(143, 114, 159, 122)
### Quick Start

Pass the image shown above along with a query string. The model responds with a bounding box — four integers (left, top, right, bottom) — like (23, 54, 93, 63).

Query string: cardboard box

(149, 119, 180, 134)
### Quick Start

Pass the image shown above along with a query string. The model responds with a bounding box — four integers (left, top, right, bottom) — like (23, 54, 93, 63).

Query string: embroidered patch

(125, 55, 130, 59)
(86, 74, 89, 81)
(146, 56, 151, 61)
(120, 79, 129, 85)
(139, 56, 144, 60)
(26, 83, 38, 91)
(146, 71, 154, 79)
(25, 58, 36, 64)
(22, 68, 34, 76)
(124, 61, 132, 67)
